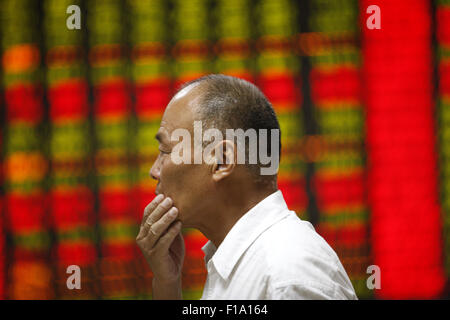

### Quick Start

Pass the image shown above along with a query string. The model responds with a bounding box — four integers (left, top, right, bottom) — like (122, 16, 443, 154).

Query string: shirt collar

(201, 190, 290, 280)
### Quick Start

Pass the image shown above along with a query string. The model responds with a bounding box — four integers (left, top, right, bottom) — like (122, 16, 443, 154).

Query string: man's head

(150, 74, 281, 228)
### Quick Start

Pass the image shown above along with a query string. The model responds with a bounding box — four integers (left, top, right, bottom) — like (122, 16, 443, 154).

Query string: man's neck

(197, 187, 278, 248)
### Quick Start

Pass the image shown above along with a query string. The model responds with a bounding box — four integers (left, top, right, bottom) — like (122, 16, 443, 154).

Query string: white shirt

(200, 190, 358, 300)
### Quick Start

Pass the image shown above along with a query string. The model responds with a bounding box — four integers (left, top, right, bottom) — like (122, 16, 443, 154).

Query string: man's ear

(207, 140, 236, 182)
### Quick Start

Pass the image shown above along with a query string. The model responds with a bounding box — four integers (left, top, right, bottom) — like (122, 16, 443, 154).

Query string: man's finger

(142, 194, 164, 223)
(137, 194, 165, 240)
(146, 197, 173, 226)
(150, 207, 178, 234)
(138, 197, 174, 241)
(144, 207, 179, 248)
(154, 221, 182, 252)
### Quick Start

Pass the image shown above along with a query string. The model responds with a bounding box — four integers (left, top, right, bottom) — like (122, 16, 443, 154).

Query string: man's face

(150, 84, 211, 227)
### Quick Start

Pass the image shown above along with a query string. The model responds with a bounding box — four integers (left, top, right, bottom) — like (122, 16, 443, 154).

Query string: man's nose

(150, 159, 160, 180)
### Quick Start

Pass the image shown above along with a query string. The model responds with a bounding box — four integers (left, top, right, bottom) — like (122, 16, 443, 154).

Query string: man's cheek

(161, 163, 179, 193)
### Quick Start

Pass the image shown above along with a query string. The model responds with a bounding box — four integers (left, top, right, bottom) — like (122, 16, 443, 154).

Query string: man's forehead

(157, 82, 203, 140)
(172, 82, 200, 100)
(167, 82, 203, 117)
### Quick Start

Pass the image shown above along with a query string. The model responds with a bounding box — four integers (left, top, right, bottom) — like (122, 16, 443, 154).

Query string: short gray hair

(178, 74, 281, 186)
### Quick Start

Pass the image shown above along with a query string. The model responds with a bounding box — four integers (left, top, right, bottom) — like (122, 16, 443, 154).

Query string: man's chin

(177, 216, 193, 229)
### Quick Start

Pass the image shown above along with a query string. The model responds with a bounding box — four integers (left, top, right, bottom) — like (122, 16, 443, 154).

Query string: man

(136, 74, 357, 300)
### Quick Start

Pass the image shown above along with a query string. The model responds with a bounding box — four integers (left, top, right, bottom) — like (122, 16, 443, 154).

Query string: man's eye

(159, 149, 171, 155)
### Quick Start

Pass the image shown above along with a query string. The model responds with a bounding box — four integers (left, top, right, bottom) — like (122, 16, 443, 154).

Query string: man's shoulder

(257, 210, 336, 262)
(252, 210, 343, 282)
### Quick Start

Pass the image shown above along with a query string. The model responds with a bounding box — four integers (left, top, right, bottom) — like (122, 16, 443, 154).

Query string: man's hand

(136, 194, 185, 299)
